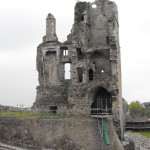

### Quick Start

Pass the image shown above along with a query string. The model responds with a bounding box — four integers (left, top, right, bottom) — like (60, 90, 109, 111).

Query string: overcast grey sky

(0, 0, 150, 107)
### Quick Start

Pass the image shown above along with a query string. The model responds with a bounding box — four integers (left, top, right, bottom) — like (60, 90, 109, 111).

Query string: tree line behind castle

(127, 101, 150, 119)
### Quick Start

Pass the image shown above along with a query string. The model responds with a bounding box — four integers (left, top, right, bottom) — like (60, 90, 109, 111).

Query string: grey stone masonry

(32, 0, 124, 140)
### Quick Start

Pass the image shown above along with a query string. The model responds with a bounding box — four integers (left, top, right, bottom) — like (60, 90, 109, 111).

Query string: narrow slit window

(89, 69, 93, 80)
(77, 67, 83, 83)
(106, 36, 110, 45)
(65, 63, 71, 79)
(81, 15, 84, 21)
(63, 50, 68, 56)
(76, 48, 83, 59)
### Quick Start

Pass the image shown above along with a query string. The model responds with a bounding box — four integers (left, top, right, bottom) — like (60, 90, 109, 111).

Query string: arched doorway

(91, 87, 112, 115)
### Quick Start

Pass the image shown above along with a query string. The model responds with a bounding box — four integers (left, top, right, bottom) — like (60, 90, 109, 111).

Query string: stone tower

(32, 0, 124, 139)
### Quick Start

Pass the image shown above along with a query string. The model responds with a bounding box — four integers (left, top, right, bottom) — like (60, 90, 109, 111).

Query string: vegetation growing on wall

(0, 111, 88, 119)
(0, 112, 61, 118)
(74, 2, 88, 22)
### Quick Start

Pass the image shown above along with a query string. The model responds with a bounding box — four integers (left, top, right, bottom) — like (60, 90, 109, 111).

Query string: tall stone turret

(46, 13, 58, 42)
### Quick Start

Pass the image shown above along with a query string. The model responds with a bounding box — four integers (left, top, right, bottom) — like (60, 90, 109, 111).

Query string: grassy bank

(0, 111, 88, 119)
(0, 111, 62, 118)
(133, 132, 150, 138)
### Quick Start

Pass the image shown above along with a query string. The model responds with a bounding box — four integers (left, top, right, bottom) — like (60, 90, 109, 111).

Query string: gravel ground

(124, 132, 150, 150)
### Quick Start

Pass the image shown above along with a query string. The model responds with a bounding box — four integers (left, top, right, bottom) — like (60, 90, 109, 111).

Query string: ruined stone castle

(32, 0, 124, 139)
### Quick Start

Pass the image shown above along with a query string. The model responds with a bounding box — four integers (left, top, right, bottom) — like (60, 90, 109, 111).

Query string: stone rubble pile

(124, 132, 150, 149)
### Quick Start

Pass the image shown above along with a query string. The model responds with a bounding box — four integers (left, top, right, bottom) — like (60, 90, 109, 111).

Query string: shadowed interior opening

(91, 87, 112, 115)
(49, 106, 57, 114)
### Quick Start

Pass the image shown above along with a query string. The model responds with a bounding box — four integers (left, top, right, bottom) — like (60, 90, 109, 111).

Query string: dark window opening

(77, 48, 83, 59)
(91, 87, 112, 115)
(46, 51, 56, 57)
(49, 106, 57, 114)
(106, 36, 110, 45)
(81, 15, 84, 21)
(89, 69, 93, 80)
(93, 62, 96, 70)
(77, 67, 83, 83)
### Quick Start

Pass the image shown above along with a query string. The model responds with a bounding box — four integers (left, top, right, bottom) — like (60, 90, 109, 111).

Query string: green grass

(0, 111, 88, 119)
(133, 132, 150, 138)
(0, 111, 62, 118)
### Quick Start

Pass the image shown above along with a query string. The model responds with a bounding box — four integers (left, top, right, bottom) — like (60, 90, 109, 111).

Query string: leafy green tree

(143, 108, 150, 117)
(128, 101, 143, 117)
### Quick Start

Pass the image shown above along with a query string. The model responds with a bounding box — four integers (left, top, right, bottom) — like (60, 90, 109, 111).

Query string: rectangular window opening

(77, 67, 83, 83)
(77, 48, 83, 59)
(89, 69, 93, 80)
(63, 50, 68, 56)
(65, 63, 71, 79)
(49, 106, 57, 114)
(106, 36, 110, 45)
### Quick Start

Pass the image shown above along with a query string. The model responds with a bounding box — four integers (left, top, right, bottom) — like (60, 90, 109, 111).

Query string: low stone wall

(0, 116, 123, 150)
(0, 105, 31, 113)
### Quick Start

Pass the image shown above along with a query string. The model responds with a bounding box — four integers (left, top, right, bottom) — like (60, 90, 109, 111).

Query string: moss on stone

(74, 2, 88, 22)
